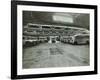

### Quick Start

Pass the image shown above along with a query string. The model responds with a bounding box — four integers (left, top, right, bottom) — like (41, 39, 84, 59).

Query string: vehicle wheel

(26, 42, 31, 47)
(74, 41, 78, 45)
(68, 40, 70, 43)
(86, 41, 89, 44)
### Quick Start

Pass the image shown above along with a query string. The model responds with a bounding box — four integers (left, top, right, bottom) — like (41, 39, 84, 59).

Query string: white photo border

(17, 5, 94, 75)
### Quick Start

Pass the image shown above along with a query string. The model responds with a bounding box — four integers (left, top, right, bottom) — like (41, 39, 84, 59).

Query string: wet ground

(23, 43, 89, 69)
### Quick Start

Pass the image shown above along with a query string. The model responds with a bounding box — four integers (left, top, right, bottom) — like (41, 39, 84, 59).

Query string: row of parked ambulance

(23, 23, 90, 46)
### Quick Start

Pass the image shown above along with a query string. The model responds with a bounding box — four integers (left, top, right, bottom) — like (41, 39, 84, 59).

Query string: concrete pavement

(23, 43, 89, 69)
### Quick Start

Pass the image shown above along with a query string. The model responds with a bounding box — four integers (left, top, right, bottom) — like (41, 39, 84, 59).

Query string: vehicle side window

(76, 35, 89, 39)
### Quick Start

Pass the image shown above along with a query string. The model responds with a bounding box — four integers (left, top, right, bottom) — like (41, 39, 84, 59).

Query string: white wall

(0, 0, 99, 80)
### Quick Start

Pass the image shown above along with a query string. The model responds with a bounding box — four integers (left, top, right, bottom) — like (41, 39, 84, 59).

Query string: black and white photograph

(22, 11, 90, 69)
(11, 1, 97, 79)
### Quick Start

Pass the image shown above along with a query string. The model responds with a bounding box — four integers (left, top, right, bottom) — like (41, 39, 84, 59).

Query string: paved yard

(23, 43, 89, 69)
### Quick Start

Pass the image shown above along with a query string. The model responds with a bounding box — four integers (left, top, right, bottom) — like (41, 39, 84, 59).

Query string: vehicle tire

(86, 41, 89, 44)
(74, 41, 78, 45)
(68, 39, 70, 43)
(26, 42, 31, 47)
